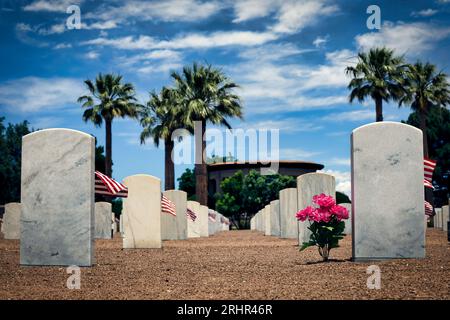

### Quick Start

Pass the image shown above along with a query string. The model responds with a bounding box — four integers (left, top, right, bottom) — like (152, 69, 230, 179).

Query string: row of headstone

(433, 206, 449, 231)
(251, 122, 429, 261)
(15, 128, 229, 267)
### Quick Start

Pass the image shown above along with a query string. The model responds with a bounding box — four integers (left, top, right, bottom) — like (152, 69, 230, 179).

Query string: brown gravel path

(0, 229, 448, 300)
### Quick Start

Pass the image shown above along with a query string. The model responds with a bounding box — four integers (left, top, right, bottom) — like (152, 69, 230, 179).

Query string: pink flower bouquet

(296, 194, 349, 261)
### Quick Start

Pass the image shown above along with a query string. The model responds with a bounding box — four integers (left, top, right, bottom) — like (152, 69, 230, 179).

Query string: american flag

(161, 194, 176, 216)
(424, 158, 437, 189)
(220, 216, 229, 225)
(208, 211, 216, 222)
(424, 158, 437, 217)
(186, 208, 197, 221)
(95, 171, 128, 198)
(425, 200, 433, 216)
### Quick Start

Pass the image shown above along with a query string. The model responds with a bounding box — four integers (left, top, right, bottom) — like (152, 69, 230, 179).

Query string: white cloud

(0, 77, 85, 113)
(232, 0, 277, 23)
(328, 157, 350, 166)
(313, 36, 328, 48)
(88, 0, 223, 24)
(85, 51, 99, 59)
(54, 43, 72, 49)
(320, 169, 351, 196)
(271, 0, 339, 34)
(23, 0, 84, 12)
(281, 147, 322, 159)
(355, 21, 450, 57)
(243, 118, 323, 133)
(83, 31, 278, 50)
(411, 9, 438, 17)
(321, 110, 374, 122)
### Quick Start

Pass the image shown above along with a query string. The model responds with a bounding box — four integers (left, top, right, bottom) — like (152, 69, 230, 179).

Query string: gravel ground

(0, 229, 448, 300)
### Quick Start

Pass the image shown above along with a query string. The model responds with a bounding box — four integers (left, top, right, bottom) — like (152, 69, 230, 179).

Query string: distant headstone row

(251, 122, 436, 260)
(7, 128, 229, 267)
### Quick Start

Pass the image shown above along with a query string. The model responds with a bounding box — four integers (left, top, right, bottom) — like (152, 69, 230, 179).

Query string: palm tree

(399, 62, 450, 157)
(346, 47, 405, 122)
(171, 63, 243, 205)
(140, 87, 185, 190)
(78, 73, 140, 178)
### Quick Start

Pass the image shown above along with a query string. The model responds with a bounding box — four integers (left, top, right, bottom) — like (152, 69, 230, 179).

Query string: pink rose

(330, 205, 349, 220)
(296, 206, 315, 221)
(317, 207, 332, 223)
(312, 193, 335, 209)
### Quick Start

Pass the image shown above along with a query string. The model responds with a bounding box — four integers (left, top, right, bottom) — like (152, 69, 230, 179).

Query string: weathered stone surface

(297, 173, 335, 246)
(279, 188, 298, 239)
(20, 129, 95, 266)
(270, 200, 281, 237)
(95, 202, 112, 239)
(352, 122, 425, 260)
(442, 206, 449, 231)
(187, 201, 201, 238)
(122, 175, 161, 249)
(341, 203, 352, 235)
(164, 190, 187, 240)
(199, 205, 209, 237)
(2, 203, 21, 239)
(264, 205, 271, 236)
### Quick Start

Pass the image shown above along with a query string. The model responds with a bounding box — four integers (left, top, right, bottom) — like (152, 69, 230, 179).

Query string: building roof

(207, 160, 324, 172)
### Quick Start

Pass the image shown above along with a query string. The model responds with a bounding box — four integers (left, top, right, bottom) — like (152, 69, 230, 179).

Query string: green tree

(78, 73, 140, 178)
(215, 170, 296, 229)
(140, 87, 186, 190)
(0, 118, 31, 204)
(399, 62, 450, 157)
(404, 105, 450, 206)
(346, 47, 405, 122)
(171, 63, 243, 205)
(177, 168, 196, 200)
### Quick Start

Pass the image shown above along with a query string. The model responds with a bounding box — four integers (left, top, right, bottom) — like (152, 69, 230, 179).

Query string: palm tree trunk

(195, 120, 208, 205)
(419, 110, 429, 158)
(375, 97, 383, 122)
(164, 138, 175, 190)
(105, 118, 112, 177)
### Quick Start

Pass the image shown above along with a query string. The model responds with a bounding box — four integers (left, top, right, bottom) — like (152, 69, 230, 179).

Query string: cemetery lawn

(0, 229, 448, 300)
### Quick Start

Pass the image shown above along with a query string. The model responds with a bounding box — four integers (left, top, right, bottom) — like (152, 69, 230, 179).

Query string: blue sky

(1, 0, 450, 196)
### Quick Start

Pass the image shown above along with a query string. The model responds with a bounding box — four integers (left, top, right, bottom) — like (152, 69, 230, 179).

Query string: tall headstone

(20, 129, 95, 266)
(297, 173, 335, 246)
(199, 205, 209, 237)
(341, 203, 352, 235)
(95, 202, 112, 239)
(437, 207, 444, 229)
(433, 208, 440, 228)
(264, 205, 271, 236)
(161, 192, 178, 241)
(122, 175, 161, 249)
(119, 214, 124, 237)
(352, 122, 425, 260)
(442, 205, 449, 232)
(187, 201, 201, 238)
(250, 216, 255, 230)
(270, 200, 281, 237)
(164, 190, 188, 240)
(279, 188, 298, 239)
(2, 203, 21, 239)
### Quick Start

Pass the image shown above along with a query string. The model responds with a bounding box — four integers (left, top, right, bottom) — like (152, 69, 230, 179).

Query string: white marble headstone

(161, 191, 178, 241)
(2, 203, 21, 239)
(270, 200, 281, 237)
(164, 190, 187, 240)
(279, 188, 298, 239)
(340, 203, 352, 235)
(95, 202, 112, 239)
(264, 205, 271, 236)
(352, 122, 425, 260)
(20, 129, 95, 266)
(122, 174, 162, 249)
(297, 173, 335, 246)
(198, 205, 209, 237)
(187, 201, 201, 238)
(442, 205, 449, 232)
